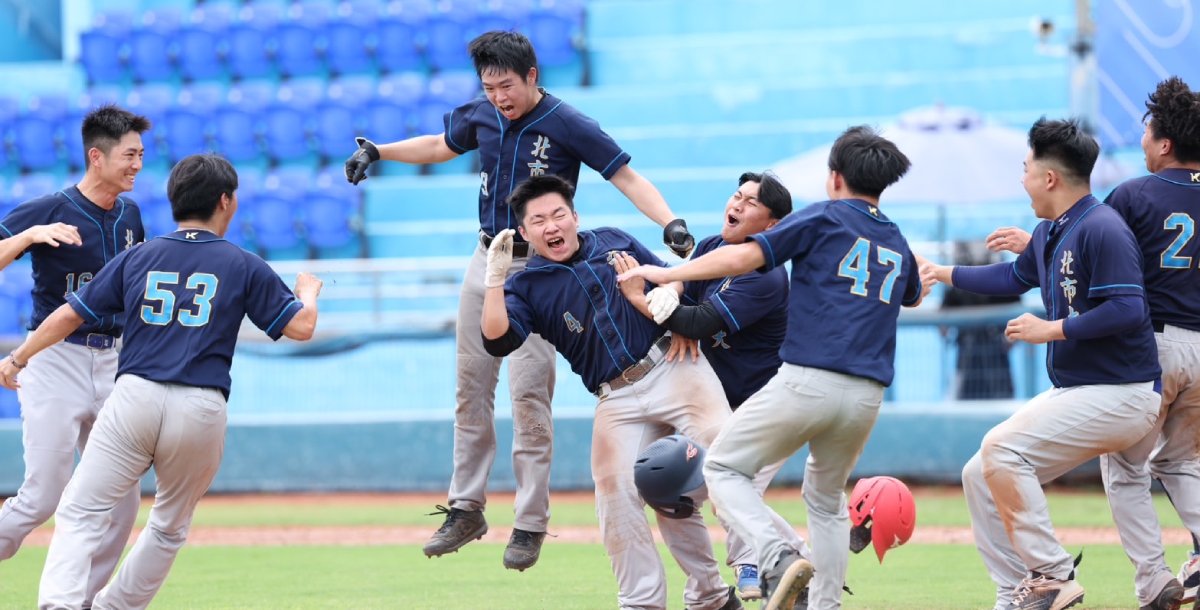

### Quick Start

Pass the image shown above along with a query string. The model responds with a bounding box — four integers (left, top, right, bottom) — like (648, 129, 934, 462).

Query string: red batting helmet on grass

(848, 476, 916, 563)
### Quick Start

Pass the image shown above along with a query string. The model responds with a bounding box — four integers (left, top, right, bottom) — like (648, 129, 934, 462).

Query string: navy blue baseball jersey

(683, 235, 788, 407)
(0, 187, 145, 335)
(751, 199, 921, 386)
(444, 91, 632, 237)
(503, 228, 667, 394)
(1105, 168, 1200, 331)
(1001, 195, 1160, 387)
(66, 229, 303, 396)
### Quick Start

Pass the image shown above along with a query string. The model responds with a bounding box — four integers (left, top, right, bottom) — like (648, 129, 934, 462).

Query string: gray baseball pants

(705, 364, 884, 610)
(962, 381, 1159, 609)
(0, 341, 138, 607)
(449, 243, 556, 533)
(39, 374, 227, 610)
(593, 349, 732, 610)
(1104, 324, 1200, 606)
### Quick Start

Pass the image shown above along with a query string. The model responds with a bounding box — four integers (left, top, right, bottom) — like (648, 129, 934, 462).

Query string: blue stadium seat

(275, 7, 327, 78)
(416, 71, 478, 135)
(527, 7, 580, 67)
(0, 96, 18, 168)
(422, 9, 474, 72)
(12, 105, 65, 172)
(313, 99, 365, 161)
(164, 88, 219, 162)
(179, 82, 227, 110)
(227, 80, 277, 110)
(127, 20, 177, 83)
(301, 187, 362, 253)
(62, 107, 87, 170)
(139, 193, 176, 238)
(245, 192, 302, 252)
(79, 25, 129, 84)
(473, 0, 532, 33)
(10, 173, 59, 203)
(375, 5, 426, 73)
(328, 75, 377, 102)
(325, 6, 376, 76)
(176, 22, 224, 81)
(212, 103, 263, 163)
(227, 5, 280, 80)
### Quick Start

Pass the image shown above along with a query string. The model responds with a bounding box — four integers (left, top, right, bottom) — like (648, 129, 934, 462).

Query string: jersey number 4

(141, 271, 218, 326)
(838, 238, 903, 304)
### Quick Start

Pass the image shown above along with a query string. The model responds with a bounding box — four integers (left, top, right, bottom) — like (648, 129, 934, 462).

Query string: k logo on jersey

(1190, 171, 1199, 183)
(563, 311, 584, 334)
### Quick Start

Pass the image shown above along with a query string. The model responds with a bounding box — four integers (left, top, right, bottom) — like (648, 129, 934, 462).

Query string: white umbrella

(772, 105, 1133, 205)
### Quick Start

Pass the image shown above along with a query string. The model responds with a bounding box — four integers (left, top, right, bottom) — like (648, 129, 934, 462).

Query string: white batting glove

(484, 229, 516, 288)
(646, 286, 680, 325)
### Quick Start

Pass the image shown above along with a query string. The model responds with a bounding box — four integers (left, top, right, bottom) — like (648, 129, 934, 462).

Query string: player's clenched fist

(662, 218, 695, 258)
(1004, 312, 1064, 345)
(293, 272, 324, 299)
(344, 137, 380, 185)
(484, 228, 516, 288)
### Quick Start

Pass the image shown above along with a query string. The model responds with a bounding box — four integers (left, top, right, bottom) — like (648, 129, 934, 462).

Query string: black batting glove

(345, 137, 381, 185)
(663, 218, 695, 258)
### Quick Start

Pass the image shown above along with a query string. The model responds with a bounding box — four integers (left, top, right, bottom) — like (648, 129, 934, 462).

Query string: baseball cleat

(716, 585, 745, 610)
(1139, 577, 1184, 610)
(763, 554, 814, 610)
(422, 505, 487, 557)
(1009, 572, 1084, 610)
(502, 528, 546, 571)
(734, 564, 762, 600)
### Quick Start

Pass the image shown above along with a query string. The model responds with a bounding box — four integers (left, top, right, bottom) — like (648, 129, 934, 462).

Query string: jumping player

(481, 174, 740, 610)
(987, 78, 1200, 610)
(344, 30, 695, 570)
(0, 105, 148, 607)
(619, 170, 805, 602)
(923, 118, 1162, 610)
(0, 153, 323, 610)
(619, 126, 926, 610)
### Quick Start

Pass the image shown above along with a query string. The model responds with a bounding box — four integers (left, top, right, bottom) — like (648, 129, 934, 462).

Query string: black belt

(594, 335, 672, 398)
(480, 232, 530, 258)
(65, 332, 116, 349)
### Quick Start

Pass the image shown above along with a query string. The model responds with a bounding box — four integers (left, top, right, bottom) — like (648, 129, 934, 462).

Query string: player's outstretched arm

(619, 241, 765, 285)
(0, 303, 85, 389)
(282, 272, 323, 341)
(0, 223, 82, 271)
(344, 135, 459, 185)
(609, 165, 695, 258)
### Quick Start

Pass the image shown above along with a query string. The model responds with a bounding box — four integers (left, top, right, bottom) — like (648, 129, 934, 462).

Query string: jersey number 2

(141, 272, 218, 326)
(838, 238, 902, 303)
(1162, 213, 1195, 269)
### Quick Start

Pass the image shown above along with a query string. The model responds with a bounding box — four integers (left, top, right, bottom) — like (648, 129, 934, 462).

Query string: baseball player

(620, 126, 926, 610)
(344, 30, 695, 570)
(923, 118, 1162, 610)
(0, 105, 148, 607)
(620, 170, 808, 602)
(482, 174, 740, 610)
(986, 78, 1200, 610)
(0, 153, 323, 610)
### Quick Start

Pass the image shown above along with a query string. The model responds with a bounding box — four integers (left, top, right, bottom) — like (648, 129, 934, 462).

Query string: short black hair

(468, 31, 539, 81)
(508, 175, 575, 225)
(738, 171, 792, 219)
(80, 104, 150, 168)
(167, 154, 239, 222)
(1027, 117, 1099, 186)
(1144, 76, 1200, 163)
(827, 125, 911, 198)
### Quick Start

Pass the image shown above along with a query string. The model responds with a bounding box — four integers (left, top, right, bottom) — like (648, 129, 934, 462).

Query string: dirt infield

(17, 490, 1196, 548)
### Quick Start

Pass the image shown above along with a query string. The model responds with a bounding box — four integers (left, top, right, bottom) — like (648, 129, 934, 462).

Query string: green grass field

(0, 487, 1191, 609)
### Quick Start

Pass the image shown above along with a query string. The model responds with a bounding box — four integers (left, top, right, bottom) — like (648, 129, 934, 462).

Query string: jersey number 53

(141, 271, 218, 326)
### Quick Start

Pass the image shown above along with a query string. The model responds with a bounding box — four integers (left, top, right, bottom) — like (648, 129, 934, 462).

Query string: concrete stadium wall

(1, 403, 1097, 496)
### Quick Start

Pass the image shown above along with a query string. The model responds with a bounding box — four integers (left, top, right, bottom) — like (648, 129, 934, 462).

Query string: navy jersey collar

(834, 198, 892, 223)
(167, 228, 222, 242)
(1155, 167, 1200, 186)
(1050, 194, 1101, 235)
(506, 89, 557, 128)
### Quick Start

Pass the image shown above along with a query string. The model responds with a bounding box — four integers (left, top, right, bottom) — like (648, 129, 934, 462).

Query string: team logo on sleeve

(528, 136, 551, 176)
(711, 330, 730, 349)
(480, 171, 489, 196)
(563, 311, 584, 334)
(719, 278, 733, 293)
(125, 229, 134, 250)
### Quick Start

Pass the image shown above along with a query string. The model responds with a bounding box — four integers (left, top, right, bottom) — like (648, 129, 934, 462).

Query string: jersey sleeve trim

(598, 151, 630, 179)
(1010, 262, 1037, 287)
(750, 233, 777, 270)
(0, 223, 12, 238)
(711, 292, 742, 332)
(66, 292, 101, 323)
(507, 316, 530, 340)
(265, 300, 303, 338)
(444, 112, 468, 154)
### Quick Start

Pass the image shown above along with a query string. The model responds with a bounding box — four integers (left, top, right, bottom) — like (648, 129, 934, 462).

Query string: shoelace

(1011, 575, 1053, 606)
(428, 505, 462, 533)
